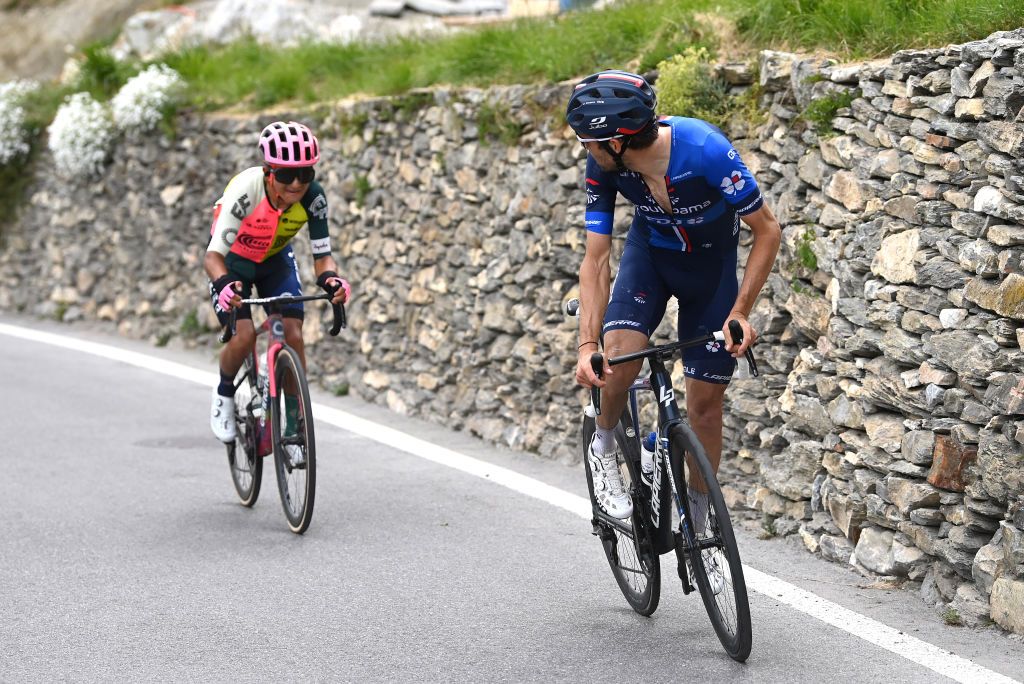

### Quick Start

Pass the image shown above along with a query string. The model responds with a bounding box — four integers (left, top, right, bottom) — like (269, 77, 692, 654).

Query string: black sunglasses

(271, 166, 315, 184)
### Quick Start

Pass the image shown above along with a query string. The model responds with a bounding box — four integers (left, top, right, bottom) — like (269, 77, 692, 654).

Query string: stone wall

(1, 29, 1022, 632)
(721, 30, 1024, 632)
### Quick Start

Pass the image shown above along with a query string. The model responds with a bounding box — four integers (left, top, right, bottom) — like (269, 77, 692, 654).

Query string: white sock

(592, 425, 616, 455)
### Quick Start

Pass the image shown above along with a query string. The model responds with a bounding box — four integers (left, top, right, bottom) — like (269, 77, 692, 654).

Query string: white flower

(0, 79, 39, 165)
(111, 63, 185, 133)
(48, 92, 115, 178)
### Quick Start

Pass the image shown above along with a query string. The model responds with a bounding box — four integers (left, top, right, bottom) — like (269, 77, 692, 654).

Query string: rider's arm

(313, 254, 340, 280)
(302, 181, 332, 259)
(701, 131, 778, 355)
(733, 205, 781, 320)
(728, 205, 781, 356)
(577, 156, 618, 386)
(579, 230, 612, 349)
(204, 250, 230, 282)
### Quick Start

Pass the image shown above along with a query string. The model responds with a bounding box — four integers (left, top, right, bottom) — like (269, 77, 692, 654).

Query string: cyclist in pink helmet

(204, 120, 350, 444)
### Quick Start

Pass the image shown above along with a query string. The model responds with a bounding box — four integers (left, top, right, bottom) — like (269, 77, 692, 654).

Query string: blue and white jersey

(583, 117, 763, 254)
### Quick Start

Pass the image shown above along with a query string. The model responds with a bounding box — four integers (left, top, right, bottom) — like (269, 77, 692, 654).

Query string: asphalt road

(1, 316, 1022, 682)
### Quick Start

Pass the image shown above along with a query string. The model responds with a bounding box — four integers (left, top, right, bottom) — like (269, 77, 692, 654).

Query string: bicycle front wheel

(227, 355, 262, 506)
(670, 423, 751, 662)
(583, 412, 661, 616)
(271, 346, 316, 534)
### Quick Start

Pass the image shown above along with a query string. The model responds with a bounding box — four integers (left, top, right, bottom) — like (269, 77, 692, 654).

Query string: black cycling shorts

(603, 239, 738, 385)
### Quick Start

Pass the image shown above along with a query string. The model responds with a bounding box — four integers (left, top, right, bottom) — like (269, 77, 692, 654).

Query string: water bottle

(641, 431, 657, 482)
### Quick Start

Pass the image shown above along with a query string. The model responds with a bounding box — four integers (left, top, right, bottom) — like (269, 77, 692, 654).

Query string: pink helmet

(258, 121, 320, 167)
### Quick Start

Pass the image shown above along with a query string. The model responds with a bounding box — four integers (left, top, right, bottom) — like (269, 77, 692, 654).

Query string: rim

(275, 363, 310, 524)
(693, 504, 740, 638)
(231, 380, 257, 490)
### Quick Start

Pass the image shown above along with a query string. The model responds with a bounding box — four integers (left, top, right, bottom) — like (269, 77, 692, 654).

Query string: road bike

(567, 299, 757, 661)
(220, 293, 345, 534)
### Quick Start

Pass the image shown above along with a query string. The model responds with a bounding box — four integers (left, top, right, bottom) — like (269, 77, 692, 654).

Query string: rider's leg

(218, 320, 256, 377)
(684, 378, 727, 495)
(210, 319, 255, 442)
(281, 317, 305, 436)
(595, 328, 648, 432)
(283, 317, 305, 367)
(587, 328, 648, 519)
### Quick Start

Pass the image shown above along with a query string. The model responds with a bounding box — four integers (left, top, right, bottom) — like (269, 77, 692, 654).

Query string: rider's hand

(723, 312, 757, 358)
(213, 275, 241, 312)
(576, 344, 610, 388)
(316, 271, 351, 305)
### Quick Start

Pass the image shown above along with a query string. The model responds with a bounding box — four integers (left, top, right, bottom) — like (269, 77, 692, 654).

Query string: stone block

(871, 229, 920, 283)
(820, 534, 854, 563)
(951, 583, 993, 627)
(928, 434, 978, 492)
(864, 412, 907, 454)
(887, 476, 942, 514)
(855, 527, 896, 575)
(990, 578, 1024, 634)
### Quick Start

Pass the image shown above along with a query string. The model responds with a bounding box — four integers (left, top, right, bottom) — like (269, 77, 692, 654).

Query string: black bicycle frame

(589, 321, 758, 556)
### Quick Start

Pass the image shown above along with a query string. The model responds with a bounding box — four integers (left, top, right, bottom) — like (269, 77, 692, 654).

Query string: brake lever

(219, 309, 238, 344)
(745, 348, 759, 377)
(589, 352, 603, 416)
(726, 318, 759, 377)
(330, 301, 346, 336)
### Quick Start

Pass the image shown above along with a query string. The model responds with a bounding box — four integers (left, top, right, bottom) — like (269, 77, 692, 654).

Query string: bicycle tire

(669, 423, 751, 662)
(227, 355, 262, 506)
(271, 346, 316, 534)
(583, 412, 661, 616)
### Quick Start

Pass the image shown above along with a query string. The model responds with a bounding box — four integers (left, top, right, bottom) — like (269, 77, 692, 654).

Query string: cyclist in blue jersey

(567, 70, 781, 520)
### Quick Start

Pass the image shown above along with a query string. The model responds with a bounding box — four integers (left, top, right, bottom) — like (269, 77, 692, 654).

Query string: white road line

(1, 322, 1019, 684)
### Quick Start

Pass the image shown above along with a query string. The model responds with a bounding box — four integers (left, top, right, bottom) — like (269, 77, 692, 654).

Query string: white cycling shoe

(210, 388, 237, 443)
(690, 555, 726, 596)
(587, 435, 633, 519)
(285, 443, 306, 469)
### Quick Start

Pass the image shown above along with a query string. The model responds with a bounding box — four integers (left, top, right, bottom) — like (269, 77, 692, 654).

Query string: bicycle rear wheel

(271, 346, 316, 534)
(227, 356, 262, 506)
(583, 413, 661, 616)
(670, 423, 751, 662)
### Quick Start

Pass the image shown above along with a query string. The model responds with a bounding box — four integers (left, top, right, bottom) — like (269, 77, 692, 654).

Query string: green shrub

(800, 88, 860, 137)
(942, 606, 963, 626)
(797, 227, 818, 270)
(655, 47, 735, 128)
(354, 175, 372, 207)
(75, 44, 136, 100)
(180, 310, 202, 336)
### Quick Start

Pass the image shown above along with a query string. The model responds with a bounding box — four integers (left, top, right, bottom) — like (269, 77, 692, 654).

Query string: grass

(942, 606, 963, 626)
(736, 0, 1024, 58)
(149, 0, 1024, 114)
(160, 0, 714, 112)
(477, 101, 523, 146)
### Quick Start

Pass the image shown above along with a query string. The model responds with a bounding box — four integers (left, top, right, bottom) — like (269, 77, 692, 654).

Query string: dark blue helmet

(565, 70, 658, 141)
